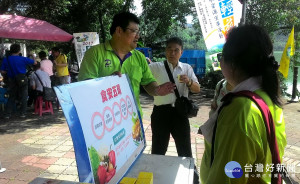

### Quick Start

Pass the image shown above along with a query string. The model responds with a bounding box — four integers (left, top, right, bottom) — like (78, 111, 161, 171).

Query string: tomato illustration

(97, 165, 107, 184)
(105, 168, 116, 183)
(108, 146, 116, 167)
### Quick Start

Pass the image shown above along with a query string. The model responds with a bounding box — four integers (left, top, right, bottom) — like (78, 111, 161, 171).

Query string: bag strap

(163, 60, 180, 98)
(210, 90, 282, 184)
(34, 72, 45, 88)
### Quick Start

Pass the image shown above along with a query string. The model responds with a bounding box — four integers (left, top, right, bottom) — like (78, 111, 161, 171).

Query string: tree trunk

(291, 66, 299, 101)
(98, 10, 106, 43)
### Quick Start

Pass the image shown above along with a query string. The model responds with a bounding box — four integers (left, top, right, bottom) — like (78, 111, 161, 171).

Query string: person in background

(29, 62, 51, 103)
(0, 72, 4, 87)
(0, 44, 36, 118)
(199, 25, 286, 184)
(52, 47, 69, 85)
(39, 51, 54, 84)
(207, 52, 234, 118)
(78, 12, 175, 115)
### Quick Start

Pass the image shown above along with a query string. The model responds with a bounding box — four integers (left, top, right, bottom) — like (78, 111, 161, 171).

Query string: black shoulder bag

(163, 60, 199, 118)
(34, 72, 56, 101)
(6, 56, 28, 87)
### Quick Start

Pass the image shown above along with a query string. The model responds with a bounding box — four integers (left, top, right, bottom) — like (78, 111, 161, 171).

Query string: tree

(139, 0, 195, 47)
(244, 0, 300, 100)
(246, 0, 288, 33)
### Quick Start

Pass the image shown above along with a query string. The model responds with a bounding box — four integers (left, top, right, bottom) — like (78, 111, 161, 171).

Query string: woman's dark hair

(166, 37, 184, 50)
(110, 12, 140, 35)
(222, 24, 282, 106)
(10, 44, 21, 54)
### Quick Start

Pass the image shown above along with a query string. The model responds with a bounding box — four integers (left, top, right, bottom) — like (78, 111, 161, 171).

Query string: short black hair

(10, 44, 21, 54)
(51, 47, 60, 52)
(33, 61, 41, 71)
(166, 37, 183, 50)
(38, 51, 47, 59)
(110, 12, 140, 35)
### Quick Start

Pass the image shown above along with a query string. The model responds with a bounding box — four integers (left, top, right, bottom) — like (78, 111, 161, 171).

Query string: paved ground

(0, 90, 299, 184)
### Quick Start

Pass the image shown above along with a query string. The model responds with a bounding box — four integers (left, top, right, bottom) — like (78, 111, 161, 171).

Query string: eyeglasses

(126, 28, 140, 35)
(217, 53, 223, 62)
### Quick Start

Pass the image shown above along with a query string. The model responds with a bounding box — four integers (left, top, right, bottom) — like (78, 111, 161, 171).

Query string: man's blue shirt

(0, 56, 34, 78)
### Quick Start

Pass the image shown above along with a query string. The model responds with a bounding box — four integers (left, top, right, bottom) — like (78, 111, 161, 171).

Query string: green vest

(78, 40, 156, 115)
(200, 89, 287, 184)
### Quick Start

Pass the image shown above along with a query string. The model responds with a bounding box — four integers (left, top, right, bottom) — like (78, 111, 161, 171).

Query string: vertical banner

(73, 32, 99, 68)
(194, 0, 242, 52)
(54, 75, 145, 184)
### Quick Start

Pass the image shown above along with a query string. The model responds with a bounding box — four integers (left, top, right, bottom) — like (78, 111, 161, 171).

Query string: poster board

(73, 32, 99, 68)
(193, 0, 242, 52)
(54, 75, 145, 184)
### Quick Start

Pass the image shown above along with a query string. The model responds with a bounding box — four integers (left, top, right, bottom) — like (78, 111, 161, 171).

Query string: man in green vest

(78, 12, 175, 114)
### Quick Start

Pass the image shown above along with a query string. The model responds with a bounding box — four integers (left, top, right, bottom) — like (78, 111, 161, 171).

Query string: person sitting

(29, 62, 51, 104)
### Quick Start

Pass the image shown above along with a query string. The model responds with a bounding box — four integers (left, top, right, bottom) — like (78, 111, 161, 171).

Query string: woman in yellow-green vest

(199, 25, 287, 184)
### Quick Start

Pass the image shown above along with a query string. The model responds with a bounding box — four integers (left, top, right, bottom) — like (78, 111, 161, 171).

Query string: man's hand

(111, 71, 122, 77)
(155, 82, 176, 96)
(178, 74, 190, 84)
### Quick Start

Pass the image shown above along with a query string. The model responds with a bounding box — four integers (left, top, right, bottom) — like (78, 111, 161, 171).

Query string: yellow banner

(278, 26, 295, 78)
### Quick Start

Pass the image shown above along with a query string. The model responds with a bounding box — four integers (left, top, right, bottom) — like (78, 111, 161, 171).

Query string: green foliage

(246, 1, 287, 33)
(88, 146, 100, 178)
(139, 0, 195, 47)
(169, 22, 206, 50)
(278, 72, 289, 97)
(199, 65, 223, 90)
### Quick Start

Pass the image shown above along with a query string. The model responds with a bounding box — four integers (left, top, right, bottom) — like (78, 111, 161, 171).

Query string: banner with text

(73, 32, 99, 68)
(54, 75, 145, 184)
(194, 0, 242, 52)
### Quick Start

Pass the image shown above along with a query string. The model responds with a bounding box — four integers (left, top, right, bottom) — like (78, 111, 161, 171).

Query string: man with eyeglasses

(149, 37, 200, 184)
(78, 12, 175, 115)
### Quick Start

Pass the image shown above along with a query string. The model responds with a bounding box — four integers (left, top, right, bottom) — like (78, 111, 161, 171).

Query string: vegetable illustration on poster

(68, 75, 145, 184)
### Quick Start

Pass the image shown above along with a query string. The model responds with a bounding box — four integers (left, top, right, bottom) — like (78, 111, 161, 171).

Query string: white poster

(194, 0, 242, 52)
(66, 75, 145, 184)
(73, 32, 99, 68)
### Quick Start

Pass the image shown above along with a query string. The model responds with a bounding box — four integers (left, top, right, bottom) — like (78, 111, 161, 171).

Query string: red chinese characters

(101, 84, 122, 103)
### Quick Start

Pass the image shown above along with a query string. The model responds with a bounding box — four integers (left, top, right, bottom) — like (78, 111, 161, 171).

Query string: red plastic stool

(34, 96, 54, 116)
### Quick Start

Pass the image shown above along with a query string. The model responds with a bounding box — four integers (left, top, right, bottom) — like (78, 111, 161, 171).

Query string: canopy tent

(0, 14, 73, 42)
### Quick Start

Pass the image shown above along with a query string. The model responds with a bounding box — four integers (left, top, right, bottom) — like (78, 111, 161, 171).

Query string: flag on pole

(278, 26, 295, 78)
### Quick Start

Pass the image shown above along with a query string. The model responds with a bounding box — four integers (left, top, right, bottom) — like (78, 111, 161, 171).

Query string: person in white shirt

(149, 37, 200, 157)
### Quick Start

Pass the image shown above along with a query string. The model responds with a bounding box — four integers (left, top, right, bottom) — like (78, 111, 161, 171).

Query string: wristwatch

(187, 79, 193, 87)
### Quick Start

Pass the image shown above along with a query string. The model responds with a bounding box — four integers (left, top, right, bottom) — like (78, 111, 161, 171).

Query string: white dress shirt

(149, 60, 199, 106)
